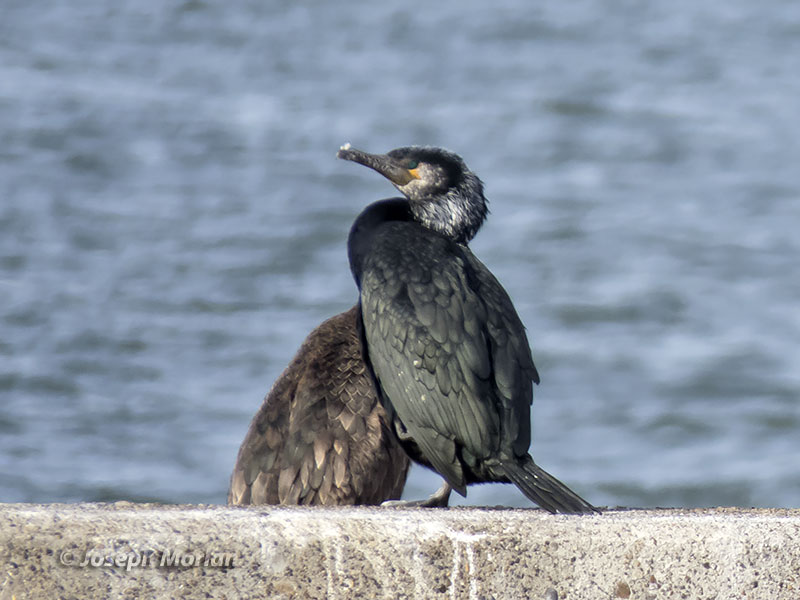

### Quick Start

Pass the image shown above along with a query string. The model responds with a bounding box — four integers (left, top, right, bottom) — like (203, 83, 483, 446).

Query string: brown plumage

(228, 306, 410, 506)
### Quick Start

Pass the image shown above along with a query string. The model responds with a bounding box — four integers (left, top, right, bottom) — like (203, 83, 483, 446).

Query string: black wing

(360, 222, 539, 493)
(462, 250, 540, 456)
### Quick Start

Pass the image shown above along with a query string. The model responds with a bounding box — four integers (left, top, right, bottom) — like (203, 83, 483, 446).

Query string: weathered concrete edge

(2, 503, 800, 600)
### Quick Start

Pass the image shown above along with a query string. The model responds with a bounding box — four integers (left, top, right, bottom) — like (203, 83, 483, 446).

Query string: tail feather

(503, 456, 598, 514)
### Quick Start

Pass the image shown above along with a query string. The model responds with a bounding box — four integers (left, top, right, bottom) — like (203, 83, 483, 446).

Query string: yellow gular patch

(408, 168, 421, 179)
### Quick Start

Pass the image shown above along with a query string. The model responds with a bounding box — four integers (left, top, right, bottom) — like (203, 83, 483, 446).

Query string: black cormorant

(228, 306, 410, 505)
(339, 144, 597, 513)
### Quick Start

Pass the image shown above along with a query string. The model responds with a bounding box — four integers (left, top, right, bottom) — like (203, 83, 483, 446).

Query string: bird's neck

(347, 198, 414, 287)
(410, 188, 487, 245)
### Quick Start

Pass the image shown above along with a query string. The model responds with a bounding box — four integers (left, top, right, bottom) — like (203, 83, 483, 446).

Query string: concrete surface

(1, 503, 799, 599)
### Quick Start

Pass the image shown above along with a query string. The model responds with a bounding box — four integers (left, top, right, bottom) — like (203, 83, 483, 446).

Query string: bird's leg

(381, 481, 452, 508)
(420, 481, 452, 507)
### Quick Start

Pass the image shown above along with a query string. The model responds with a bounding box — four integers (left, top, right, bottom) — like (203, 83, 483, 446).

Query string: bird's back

(228, 306, 409, 505)
(359, 220, 539, 494)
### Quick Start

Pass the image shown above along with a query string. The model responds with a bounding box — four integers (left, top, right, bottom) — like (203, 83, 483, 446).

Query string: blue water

(2, 1, 799, 508)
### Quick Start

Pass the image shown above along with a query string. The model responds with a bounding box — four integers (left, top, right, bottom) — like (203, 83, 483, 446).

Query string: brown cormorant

(340, 144, 597, 513)
(228, 306, 409, 505)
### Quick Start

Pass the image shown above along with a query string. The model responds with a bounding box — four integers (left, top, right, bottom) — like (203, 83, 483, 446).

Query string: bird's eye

(406, 160, 419, 169)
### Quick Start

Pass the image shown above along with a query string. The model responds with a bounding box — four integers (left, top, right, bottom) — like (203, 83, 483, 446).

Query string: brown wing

(228, 306, 409, 506)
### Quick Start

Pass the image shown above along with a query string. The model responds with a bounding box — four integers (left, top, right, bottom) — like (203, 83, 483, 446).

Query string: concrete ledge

(1, 503, 799, 599)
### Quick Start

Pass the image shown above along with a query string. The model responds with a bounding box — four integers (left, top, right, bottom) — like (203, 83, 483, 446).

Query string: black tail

(503, 456, 598, 514)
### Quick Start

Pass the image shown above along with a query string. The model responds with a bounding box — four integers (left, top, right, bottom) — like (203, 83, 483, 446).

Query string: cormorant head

(337, 144, 488, 245)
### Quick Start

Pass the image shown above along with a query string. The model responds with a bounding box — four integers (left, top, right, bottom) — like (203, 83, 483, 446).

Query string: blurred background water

(1, 1, 799, 508)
